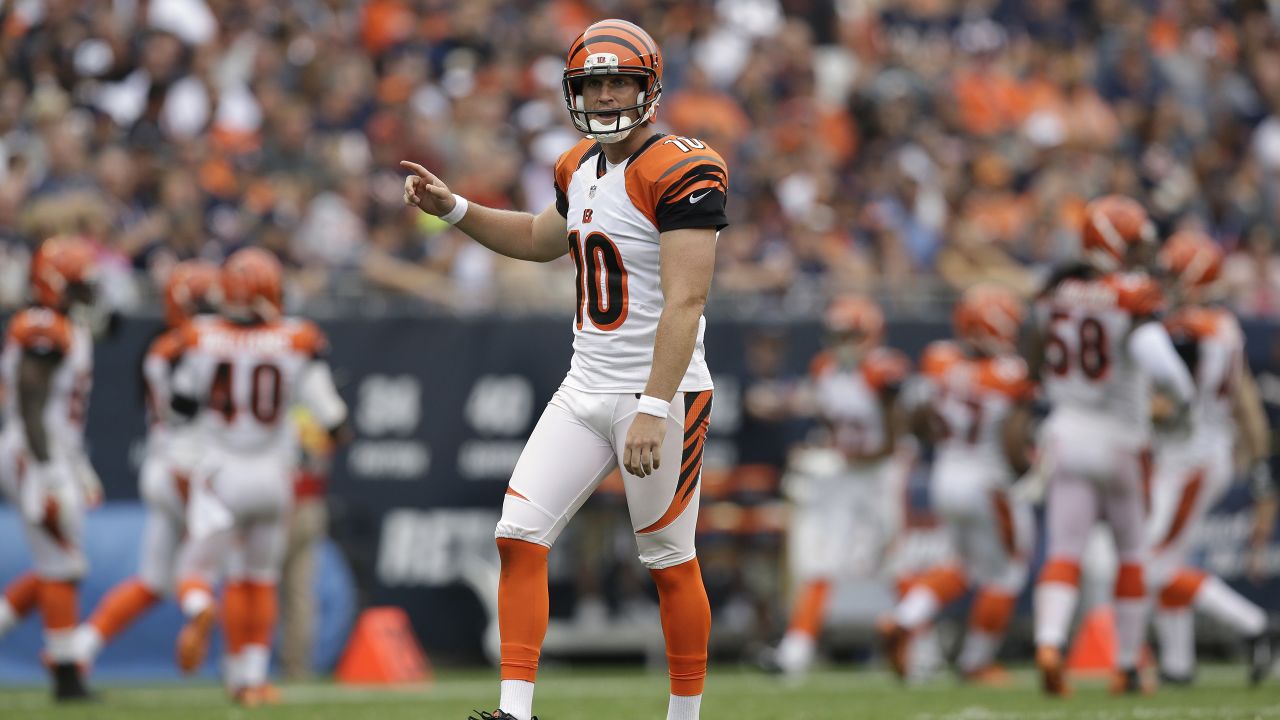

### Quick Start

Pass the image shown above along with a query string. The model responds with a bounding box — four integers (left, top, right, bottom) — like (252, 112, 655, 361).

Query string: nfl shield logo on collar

(588, 185, 598, 199)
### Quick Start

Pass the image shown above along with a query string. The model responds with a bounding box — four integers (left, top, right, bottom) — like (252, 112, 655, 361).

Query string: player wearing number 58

(401, 18, 727, 720)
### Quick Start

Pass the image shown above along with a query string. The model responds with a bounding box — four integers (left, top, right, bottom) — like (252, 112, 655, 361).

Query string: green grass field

(1, 666, 1277, 720)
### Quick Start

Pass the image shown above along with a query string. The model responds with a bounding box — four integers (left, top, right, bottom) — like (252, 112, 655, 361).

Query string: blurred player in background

(74, 260, 220, 666)
(761, 295, 911, 679)
(1149, 231, 1273, 686)
(403, 18, 727, 720)
(0, 236, 100, 700)
(881, 284, 1035, 685)
(167, 249, 348, 706)
(1029, 196, 1195, 696)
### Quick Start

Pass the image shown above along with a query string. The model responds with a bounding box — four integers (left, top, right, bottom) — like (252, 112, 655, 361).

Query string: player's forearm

(643, 301, 704, 402)
(17, 361, 53, 462)
(454, 204, 547, 261)
(1234, 371, 1271, 463)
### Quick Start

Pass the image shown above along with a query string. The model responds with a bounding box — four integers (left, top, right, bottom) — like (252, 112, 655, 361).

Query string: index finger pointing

(398, 160, 433, 180)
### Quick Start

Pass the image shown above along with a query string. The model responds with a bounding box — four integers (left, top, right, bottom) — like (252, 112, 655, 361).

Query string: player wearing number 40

(158, 248, 350, 707)
(402, 17, 727, 720)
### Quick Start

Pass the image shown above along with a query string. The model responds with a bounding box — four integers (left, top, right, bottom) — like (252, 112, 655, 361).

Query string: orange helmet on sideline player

(953, 283, 1024, 356)
(220, 248, 283, 322)
(562, 19, 663, 144)
(1080, 195, 1156, 272)
(164, 260, 220, 328)
(30, 235, 96, 310)
(1158, 229, 1223, 295)
(824, 294, 885, 358)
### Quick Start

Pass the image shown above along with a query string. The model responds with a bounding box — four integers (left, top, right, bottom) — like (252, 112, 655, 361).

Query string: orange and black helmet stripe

(568, 19, 660, 70)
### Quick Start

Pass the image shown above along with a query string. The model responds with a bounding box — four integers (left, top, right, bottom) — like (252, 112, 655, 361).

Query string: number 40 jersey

(555, 133, 729, 394)
(172, 316, 347, 459)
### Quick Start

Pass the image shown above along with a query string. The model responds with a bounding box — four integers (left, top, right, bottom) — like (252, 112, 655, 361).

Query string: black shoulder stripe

(657, 154, 725, 182)
(578, 144, 602, 168)
(627, 133, 665, 164)
(659, 167, 727, 203)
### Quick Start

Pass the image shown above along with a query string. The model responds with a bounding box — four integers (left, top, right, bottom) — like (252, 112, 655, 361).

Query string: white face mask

(574, 90, 654, 144)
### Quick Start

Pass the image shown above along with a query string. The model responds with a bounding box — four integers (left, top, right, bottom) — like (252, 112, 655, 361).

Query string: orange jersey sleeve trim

(975, 355, 1034, 401)
(554, 138, 600, 197)
(625, 137, 728, 230)
(1104, 273, 1164, 317)
(148, 326, 189, 363)
(6, 308, 72, 355)
(289, 320, 329, 356)
(862, 347, 911, 392)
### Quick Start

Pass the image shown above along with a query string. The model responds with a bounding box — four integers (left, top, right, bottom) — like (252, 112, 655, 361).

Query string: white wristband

(439, 194, 469, 225)
(636, 394, 670, 419)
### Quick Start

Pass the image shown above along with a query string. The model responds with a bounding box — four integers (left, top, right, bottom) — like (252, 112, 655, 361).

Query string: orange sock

(650, 558, 711, 697)
(496, 538, 550, 682)
(969, 589, 1016, 635)
(3, 572, 40, 616)
(38, 579, 78, 631)
(786, 579, 831, 638)
(244, 582, 278, 647)
(1158, 569, 1206, 609)
(222, 581, 253, 653)
(89, 578, 161, 641)
(920, 565, 967, 605)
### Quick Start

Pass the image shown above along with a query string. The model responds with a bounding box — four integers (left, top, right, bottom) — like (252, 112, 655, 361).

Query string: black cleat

(51, 663, 95, 702)
(1247, 633, 1274, 687)
(469, 711, 537, 720)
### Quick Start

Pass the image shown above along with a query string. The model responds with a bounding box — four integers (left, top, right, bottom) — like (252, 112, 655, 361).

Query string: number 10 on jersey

(568, 230, 629, 331)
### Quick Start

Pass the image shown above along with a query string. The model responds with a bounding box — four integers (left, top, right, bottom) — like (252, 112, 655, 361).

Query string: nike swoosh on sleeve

(689, 191, 711, 204)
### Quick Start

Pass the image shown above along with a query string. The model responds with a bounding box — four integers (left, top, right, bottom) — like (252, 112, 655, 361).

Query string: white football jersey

(920, 341, 1032, 482)
(0, 306, 93, 461)
(1036, 271, 1163, 429)
(807, 347, 909, 461)
(173, 316, 333, 457)
(1165, 305, 1244, 448)
(554, 134, 728, 393)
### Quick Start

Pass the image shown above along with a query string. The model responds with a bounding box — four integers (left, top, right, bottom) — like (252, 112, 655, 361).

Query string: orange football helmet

(954, 283, 1024, 355)
(220, 248, 283, 322)
(562, 19, 663, 143)
(1081, 195, 1155, 271)
(824, 294, 884, 342)
(1159, 230, 1223, 291)
(164, 260, 220, 328)
(30, 235, 96, 310)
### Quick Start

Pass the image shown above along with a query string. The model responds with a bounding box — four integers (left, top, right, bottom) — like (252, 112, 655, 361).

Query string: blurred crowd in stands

(3, 0, 1280, 317)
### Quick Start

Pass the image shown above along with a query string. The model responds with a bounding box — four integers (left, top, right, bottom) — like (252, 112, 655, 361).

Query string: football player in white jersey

(1029, 196, 1195, 696)
(167, 249, 348, 706)
(0, 236, 99, 700)
(760, 295, 910, 679)
(402, 19, 726, 720)
(73, 261, 220, 666)
(1148, 231, 1273, 686)
(881, 285, 1035, 685)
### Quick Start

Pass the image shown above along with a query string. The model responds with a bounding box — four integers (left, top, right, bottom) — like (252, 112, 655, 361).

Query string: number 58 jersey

(554, 134, 729, 393)
(1037, 272, 1163, 429)
(173, 316, 344, 458)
